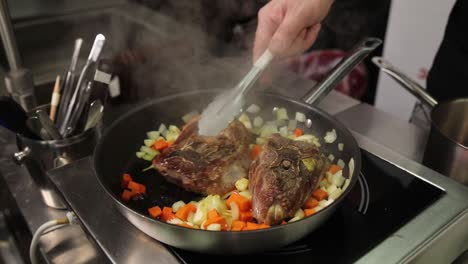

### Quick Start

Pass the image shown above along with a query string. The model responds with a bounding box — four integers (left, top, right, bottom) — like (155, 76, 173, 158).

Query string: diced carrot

(128, 181, 146, 194)
(239, 211, 253, 222)
(244, 222, 270, 230)
(161, 206, 177, 221)
(304, 208, 316, 217)
(207, 209, 220, 220)
(312, 189, 328, 201)
(231, 220, 246, 231)
(329, 164, 342, 174)
(226, 192, 251, 211)
(250, 145, 263, 160)
(121, 190, 134, 202)
(121, 173, 133, 189)
(167, 141, 175, 147)
(203, 216, 228, 230)
(177, 222, 194, 228)
(175, 203, 197, 221)
(148, 206, 162, 218)
(303, 197, 319, 209)
(153, 139, 169, 151)
(294, 128, 304, 137)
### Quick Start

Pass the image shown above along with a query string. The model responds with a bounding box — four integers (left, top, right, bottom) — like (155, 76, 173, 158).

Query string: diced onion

(319, 199, 334, 207)
(279, 126, 288, 137)
(246, 104, 261, 113)
(158, 124, 167, 137)
(328, 154, 335, 162)
(235, 178, 249, 192)
(294, 135, 321, 147)
(238, 113, 252, 129)
(136, 152, 145, 158)
(256, 137, 267, 145)
(331, 170, 345, 187)
(295, 112, 306, 122)
(342, 179, 351, 190)
(260, 124, 278, 138)
(187, 212, 195, 224)
(276, 107, 288, 120)
(167, 218, 184, 225)
(253, 116, 264, 128)
(287, 120, 297, 131)
(182, 111, 200, 123)
(349, 158, 355, 178)
(337, 159, 345, 169)
(326, 184, 337, 195)
(319, 179, 329, 188)
(230, 202, 239, 221)
(146, 131, 160, 140)
(239, 190, 252, 200)
(329, 188, 343, 200)
(324, 129, 337, 143)
(294, 208, 305, 218)
(207, 223, 221, 231)
(338, 143, 344, 151)
(172, 200, 186, 213)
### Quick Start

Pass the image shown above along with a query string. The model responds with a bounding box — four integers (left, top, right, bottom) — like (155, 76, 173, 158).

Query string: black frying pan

(93, 38, 381, 254)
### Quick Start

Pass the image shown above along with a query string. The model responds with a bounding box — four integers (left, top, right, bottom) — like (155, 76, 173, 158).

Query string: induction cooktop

(168, 149, 445, 264)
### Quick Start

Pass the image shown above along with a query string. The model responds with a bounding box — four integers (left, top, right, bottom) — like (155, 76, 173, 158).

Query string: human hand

(253, 0, 334, 62)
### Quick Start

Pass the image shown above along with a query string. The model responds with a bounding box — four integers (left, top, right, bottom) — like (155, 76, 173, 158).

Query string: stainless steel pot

(372, 57, 468, 186)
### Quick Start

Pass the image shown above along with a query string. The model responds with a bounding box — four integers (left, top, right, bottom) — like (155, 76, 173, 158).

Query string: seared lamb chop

(249, 134, 330, 225)
(153, 120, 252, 195)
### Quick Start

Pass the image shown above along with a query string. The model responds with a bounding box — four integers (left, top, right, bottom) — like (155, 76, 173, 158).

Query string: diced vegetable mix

(124, 105, 355, 231)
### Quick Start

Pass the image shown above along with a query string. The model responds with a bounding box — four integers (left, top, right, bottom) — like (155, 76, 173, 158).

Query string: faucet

(0, 0, 36, 111)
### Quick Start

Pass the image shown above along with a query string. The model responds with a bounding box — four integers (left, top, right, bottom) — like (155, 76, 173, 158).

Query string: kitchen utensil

(0, 96, 38, 138)
(84, 100, 104, 131)
(26, 116, 51, 141)
(198, 49, 274, 136)
(372, 56, 468, 186)
(49, 75, 61, 122)
(56, 38, 83, 128)
(93, 37, 381, 254)
(35, 109, 63, 140)
(60, 34, 105, 137)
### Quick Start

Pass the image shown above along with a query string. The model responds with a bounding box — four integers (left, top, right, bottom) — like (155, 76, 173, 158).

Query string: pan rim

(93, 89, 361, 235)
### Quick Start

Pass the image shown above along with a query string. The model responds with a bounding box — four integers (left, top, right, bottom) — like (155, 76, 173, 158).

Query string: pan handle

(302, 37, 382, 105)
(372, 57, 438, 108)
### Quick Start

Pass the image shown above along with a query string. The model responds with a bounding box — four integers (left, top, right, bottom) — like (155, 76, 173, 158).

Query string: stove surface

(47, 137, 467, 264)
(168, 149, 444, 263)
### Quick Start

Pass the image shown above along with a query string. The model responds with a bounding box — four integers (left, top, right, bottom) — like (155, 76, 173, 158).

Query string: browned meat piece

(249, 134, 330, 225)
(153, 120, 252, 195)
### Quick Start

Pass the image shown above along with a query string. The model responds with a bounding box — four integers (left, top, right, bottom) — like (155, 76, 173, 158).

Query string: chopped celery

(276, 107, 288, 120)
(165, 131, 180, 142)
(302, 158, 316, 171)
(144, 139, 155, 147)
(146, 131, 160, 140)
(287, 120, 297, 131)
(136, 152, 145, 158)
(295, 112, 306, 122)
(279, 126, 288, 137)
(169, 125, 181, 134)
(142, 154, 155, 161)
(140, 146, 159, 156)
(142, 164, 155, 172)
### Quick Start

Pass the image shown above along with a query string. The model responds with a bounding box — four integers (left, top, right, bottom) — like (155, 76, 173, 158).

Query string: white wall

(374, 0, 456, 122)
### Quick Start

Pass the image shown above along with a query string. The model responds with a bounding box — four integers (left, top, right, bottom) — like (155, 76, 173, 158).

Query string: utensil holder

(13, 105, 101, 209)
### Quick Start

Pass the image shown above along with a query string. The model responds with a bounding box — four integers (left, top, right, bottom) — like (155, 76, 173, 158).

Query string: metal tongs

(59, 34, 106, 137)
(198, 49, 274, 136)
